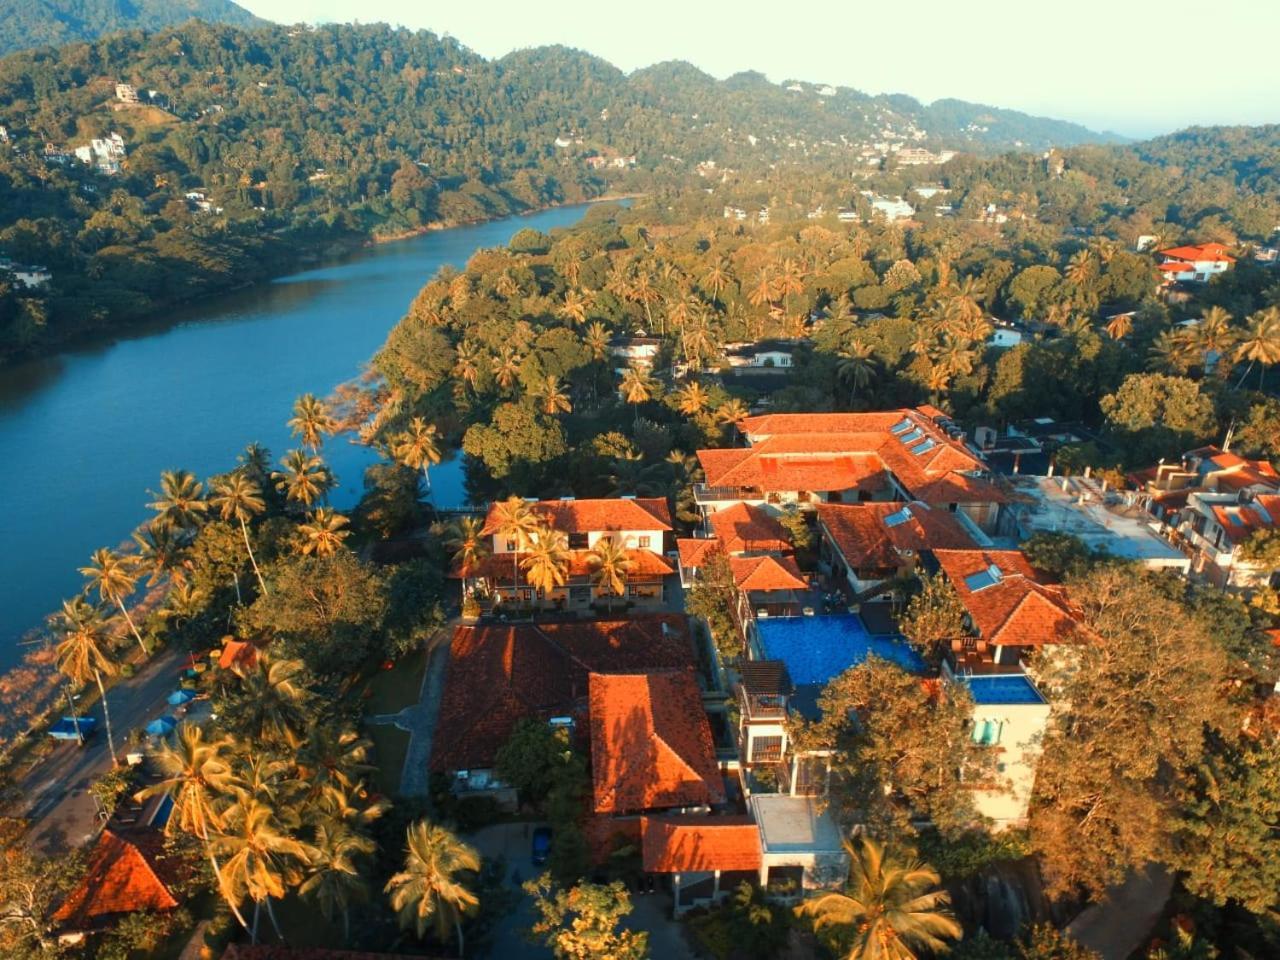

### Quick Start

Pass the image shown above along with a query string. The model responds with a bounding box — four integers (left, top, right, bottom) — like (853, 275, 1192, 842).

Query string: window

(567, 532, 588, 550)
(638, 535, 651, 549)
(505, 539, 517, 552)
(570, 586, 591, 603)
(750, 735, 784, 763)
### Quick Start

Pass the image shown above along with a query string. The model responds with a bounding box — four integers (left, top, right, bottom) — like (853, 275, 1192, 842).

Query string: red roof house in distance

(695, 407, 1005, 533)
(465, 496, 674, 611)
(589, 670, 725, 815)
(816, 500, 978, 596)
(932, 548, 1087, 673)
(1156, 242, 1235, 284)
(429, 614, 696, 797)
(53, 829, 181, 938)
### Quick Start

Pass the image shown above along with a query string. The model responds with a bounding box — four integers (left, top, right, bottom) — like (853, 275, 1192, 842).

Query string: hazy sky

(240, 1, 1277, 138)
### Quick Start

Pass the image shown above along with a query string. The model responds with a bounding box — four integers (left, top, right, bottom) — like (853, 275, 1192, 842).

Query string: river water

(0, 203, 598, 667)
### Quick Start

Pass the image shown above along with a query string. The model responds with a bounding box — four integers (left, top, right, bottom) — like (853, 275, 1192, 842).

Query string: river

(0, 203, 600, 668)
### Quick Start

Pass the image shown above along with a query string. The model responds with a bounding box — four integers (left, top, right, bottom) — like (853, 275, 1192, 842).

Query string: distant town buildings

(0, 257, 51, 288)
(114, 83, 139, 104)
(74, 133, 126, 175)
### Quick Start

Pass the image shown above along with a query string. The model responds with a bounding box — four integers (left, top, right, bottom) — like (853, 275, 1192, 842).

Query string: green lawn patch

(361, 648, 428, 716)
(366, 722, 410, 797)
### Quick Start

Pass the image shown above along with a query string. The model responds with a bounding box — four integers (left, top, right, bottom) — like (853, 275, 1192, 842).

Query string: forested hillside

(0, 0, 264, 55)
(0, 20, 1248, 361)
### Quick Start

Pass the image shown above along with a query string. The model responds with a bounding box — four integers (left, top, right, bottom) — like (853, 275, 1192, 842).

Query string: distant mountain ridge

(0, 0, 265, 56)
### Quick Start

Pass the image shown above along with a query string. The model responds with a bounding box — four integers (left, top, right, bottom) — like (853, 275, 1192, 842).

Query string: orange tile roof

(1211, 495, 1280, 545)
(641, 815, 762, 873)
(430, 616, 696, 773)
(589, 671, 724, 815)
(54, 829, 179, 929)
(676, 538, 722, 569)
(933, 549, 1085, 647)
(708, 502, 793, 554)
(817, 501, 976, 568)
(697, 408, 1002, 505)
(1158, 243, 1235, 264)
(1157, 261, 1194, 273)
(729, 555, 809, 592)
(456, 548, 673, 583)
(481, 497, 671, 536)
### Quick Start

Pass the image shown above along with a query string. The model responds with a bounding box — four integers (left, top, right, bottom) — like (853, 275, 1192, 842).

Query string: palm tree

(209, 473, 269, 594)
(797, 837, 961, 960)
(135, 724, 251, 933)
(385, 820, 480, 956)
(776, 258, 806, 315)
(747, 268, 775, 311)
(534, 376, 572, 416)
(836, 342, 877, 400)
(52, 598, 120, 767)
(674, 382, 710, 416)
(1104, 312, 1133, 341)
(288, 393, 336, 452)
(273, 450, 334, 511)
(583, 321, 610, 363)
(231, 655, 311, 748)
(214, 795, 316, 942)
(520, 525, 569, 604)
(490, 496, 540, 599)
(491, 347, 522, 392)
(301, 821, 374, 943)
(391, 416, 443, 495)
(132, 524, 188, 588)
(619, 364, 656, 425)
(445, 516, 490, 576)
(702, 259, 732, 299)
(1234, 306, 1280, 389)
(79, 547, 147, 658)
(1065, 249, 1097, 289)
(148, 469, 208, 533)
(626, 271, 659, 333)
(238, 443, 273, 488)
(588, 537, 635, 610)
(557, 289, 591, 327)
(452, 340, 482, 392)
(297, 509, 351, 557)
(715, 398, 749, 436)
(1148, 328, 1198, 374)
(297, 725, 375, 794)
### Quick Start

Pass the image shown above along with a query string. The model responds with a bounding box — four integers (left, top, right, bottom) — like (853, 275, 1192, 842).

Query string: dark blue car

(531, 826, 552, 865)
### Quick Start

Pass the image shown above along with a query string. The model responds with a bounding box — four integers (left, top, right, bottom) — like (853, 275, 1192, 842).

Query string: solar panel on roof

(964, 564, 1004, 592)
(884, 505, 913, 528)
(890, 417, 914, 435)
(899, 428, 924, 445)
(910, 438, 936, 455)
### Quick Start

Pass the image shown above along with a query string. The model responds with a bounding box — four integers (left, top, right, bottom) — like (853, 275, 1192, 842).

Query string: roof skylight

(884, 505, 913, 528)
(963, 563, 1004, 592)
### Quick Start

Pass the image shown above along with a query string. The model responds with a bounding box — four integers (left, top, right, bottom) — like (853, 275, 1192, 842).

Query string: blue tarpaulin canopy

(145, 716, 177, 736)
(166, 688, 196, 706)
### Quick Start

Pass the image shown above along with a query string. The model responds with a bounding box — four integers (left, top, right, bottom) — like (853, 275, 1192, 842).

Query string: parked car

(531, 826, 552, 865)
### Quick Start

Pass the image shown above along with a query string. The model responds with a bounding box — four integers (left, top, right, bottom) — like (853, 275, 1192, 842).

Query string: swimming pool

(755, 614, 925, 687)
(962, 674, 1045, 705)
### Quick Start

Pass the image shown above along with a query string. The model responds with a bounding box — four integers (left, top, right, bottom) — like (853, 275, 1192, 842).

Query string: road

(9, 645, 188, 854)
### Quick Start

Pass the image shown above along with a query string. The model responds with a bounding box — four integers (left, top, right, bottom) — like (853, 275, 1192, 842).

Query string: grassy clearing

(366, 723, 410, 797)
(361, 648, 428, 717)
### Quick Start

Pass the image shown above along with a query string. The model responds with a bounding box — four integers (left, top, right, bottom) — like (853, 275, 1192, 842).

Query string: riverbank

(369, 192, 646, 245)
(0, 192, 640, 368)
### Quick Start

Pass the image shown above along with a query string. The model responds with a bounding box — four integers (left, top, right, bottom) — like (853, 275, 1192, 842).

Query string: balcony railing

(741, 691, 787, 720)
(694, 484, 764, 503)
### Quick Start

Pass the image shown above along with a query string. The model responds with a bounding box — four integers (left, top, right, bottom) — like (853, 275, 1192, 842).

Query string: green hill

(0, 0, 265, 56)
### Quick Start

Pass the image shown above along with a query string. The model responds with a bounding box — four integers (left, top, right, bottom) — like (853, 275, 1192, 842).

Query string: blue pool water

(962, 674, 1045, 705)
(755, 614, 925, 686)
